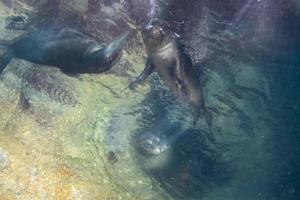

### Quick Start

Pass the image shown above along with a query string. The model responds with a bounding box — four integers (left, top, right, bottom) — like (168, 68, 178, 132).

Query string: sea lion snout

(142, 25, 166, 52)
(97, 31, 129, 72)
(104, 49, 122, 66)
(142, 25, 164, 40)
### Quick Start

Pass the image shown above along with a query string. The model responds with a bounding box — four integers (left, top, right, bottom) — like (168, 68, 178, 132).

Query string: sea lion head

(101, 47, 123, 72)
(141, 25, 168, 52)
(89, 32, 129, 73)
(85, 46, 122, 73)
(138, 133, 169, 156)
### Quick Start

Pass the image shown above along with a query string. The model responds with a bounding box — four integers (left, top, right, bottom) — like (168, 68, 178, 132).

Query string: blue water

(130, 0, 300, 199)
(1, 0, 300, 199)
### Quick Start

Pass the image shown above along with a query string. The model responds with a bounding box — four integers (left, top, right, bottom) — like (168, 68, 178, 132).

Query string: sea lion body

(146, 32, 202, 109)
(0, 28, 128, 74)
(130, 25, 212, 129)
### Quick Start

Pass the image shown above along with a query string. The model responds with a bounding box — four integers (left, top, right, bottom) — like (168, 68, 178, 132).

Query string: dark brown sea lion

(129, 25, 213, 133)
(0, 28, 129, 75)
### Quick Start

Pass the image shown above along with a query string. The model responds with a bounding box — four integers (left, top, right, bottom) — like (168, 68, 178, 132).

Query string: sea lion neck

(145, 34, 175, 55)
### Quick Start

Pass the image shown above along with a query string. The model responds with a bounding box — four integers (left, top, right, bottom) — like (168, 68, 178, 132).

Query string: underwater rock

(0, 17, 163, 199)
(22, 68, 79, 108)
(0, 147, 9, 170)
(60, 0, 88, 14)
(122, 0, 151, 25)
(107, 58, 133, 77)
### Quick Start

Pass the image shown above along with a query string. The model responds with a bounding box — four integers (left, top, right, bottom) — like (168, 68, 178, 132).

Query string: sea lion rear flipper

(192, 110, 200, 128)
(56, 28, 89, 40)
(203, 108, 216, 141)
(192, 107, 215, 141)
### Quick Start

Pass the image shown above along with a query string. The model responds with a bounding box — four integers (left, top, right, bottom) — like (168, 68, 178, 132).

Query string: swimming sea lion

(129, 25, 213, 134)
(0, 28, 129, 75)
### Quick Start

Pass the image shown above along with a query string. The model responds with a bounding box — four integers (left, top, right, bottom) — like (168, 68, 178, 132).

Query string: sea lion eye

(145, 140, 153, 147)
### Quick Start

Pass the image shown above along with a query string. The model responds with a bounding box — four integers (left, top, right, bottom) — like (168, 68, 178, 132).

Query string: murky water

(0, 0, 299, 200)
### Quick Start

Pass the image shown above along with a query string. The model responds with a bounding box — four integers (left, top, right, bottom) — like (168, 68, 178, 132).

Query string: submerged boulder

(0, 2, 167, 199)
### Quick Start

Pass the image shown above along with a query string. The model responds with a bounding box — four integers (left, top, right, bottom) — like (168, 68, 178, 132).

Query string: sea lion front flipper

(128, 59, 155, 90)
(0, 47, 13, 74)
(59, 68, 81, 78)
(63, 73, 82, 79)
(0, 55, 12, 74)
(56, 28, 89, 40)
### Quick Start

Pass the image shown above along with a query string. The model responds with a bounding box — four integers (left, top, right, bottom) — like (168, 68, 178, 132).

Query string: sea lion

(139, 133, 170, 156)
(129, 25, 213, 134)
(5, 15, 29, 30)
(0, 28, 129, 75)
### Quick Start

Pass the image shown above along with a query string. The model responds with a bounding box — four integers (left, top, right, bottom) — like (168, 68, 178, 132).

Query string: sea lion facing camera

(129, 25, 213, 134)
(139, 132, 170, 156)
(0, 28, 129, 75)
